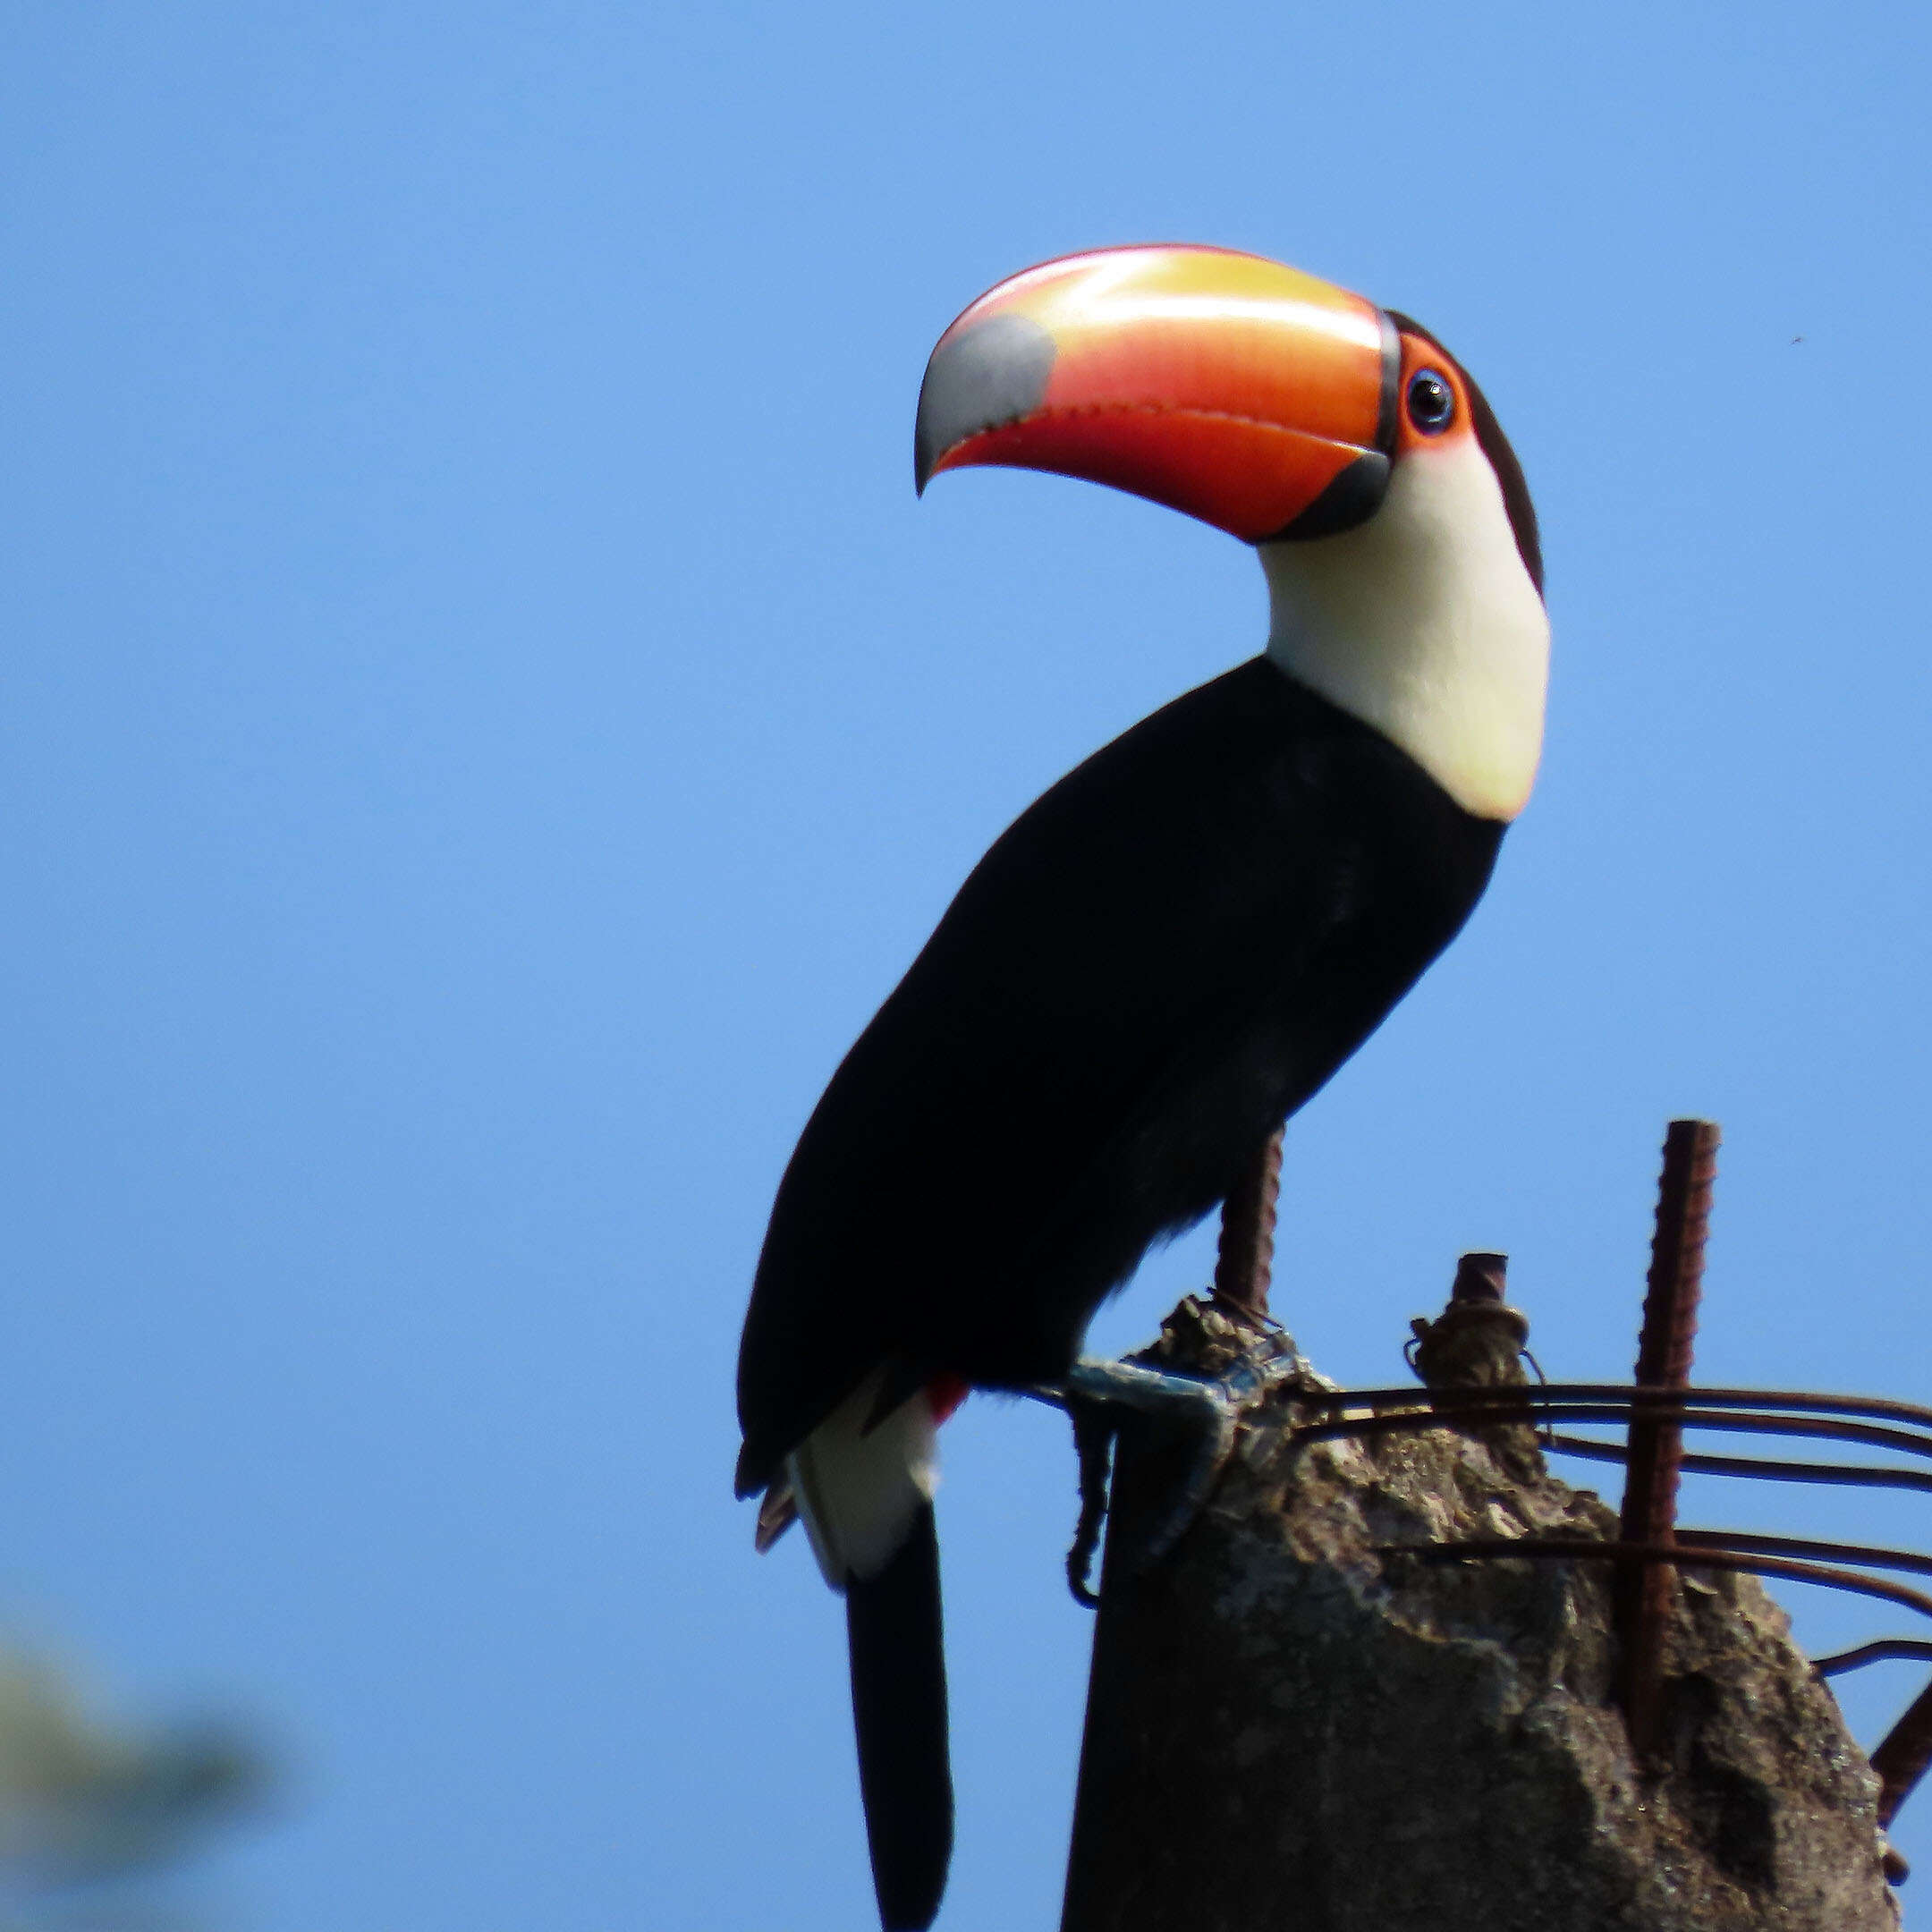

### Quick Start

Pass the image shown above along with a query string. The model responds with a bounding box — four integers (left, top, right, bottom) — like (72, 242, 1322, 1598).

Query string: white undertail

(787, 1368, 941, 1590)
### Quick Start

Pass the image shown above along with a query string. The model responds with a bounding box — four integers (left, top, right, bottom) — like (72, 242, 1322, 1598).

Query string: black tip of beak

(913, 312, 1057, 496)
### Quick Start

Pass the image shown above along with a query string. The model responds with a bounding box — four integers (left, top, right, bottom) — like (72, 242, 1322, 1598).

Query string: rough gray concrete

(1059, 1297, 1898, 1932)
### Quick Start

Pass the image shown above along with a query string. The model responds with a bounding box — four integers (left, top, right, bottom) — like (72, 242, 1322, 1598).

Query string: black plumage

(736, 657, 1504, 1493)
(739, 243, 1546, 1932)
(845, 1503, 950, 1932)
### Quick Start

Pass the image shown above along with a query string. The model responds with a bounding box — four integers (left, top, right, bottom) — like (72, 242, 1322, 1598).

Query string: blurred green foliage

(0, 1648, 264, 1930)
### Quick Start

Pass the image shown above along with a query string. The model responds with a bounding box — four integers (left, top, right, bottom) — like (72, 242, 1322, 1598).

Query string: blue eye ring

(1406, 368, 1455, 435)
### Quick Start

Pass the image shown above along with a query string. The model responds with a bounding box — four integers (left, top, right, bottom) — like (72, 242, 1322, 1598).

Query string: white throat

(1259, 436, 1549, 823)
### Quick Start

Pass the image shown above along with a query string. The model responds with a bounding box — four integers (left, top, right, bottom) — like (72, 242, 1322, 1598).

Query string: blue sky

(4, 2, 1931, 1924)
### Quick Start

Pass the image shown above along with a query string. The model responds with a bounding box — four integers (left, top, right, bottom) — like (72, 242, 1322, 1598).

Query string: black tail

(845, 1501, 953, 1930)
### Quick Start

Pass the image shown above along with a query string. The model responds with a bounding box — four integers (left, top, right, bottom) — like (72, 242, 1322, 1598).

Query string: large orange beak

(914, 245, 1400, 544)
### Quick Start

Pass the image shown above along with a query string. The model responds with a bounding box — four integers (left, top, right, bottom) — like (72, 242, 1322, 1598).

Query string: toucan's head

(914, 245, 1550, 824)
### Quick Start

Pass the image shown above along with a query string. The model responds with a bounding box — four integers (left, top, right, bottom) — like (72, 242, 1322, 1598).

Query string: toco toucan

(734, 244, 1548, 1930)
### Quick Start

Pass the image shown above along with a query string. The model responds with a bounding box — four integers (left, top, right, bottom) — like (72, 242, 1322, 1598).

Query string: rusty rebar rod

(1613, 1120, 1719, 1757)
(1290, 1381, 1932, 1432)
(1871, 1674, 1932, 1826)
(1676, 1527, 1932, 1580)
(1211, 1125, 1284, 1323)
(1293, 1402, 1932, 1464)
(1546, 1434, 1932, 1495)
(1405, 1252, 1529, 1393)
(1814, 1640, 1932, 1678)
(1291, 1382, 1932, 1498)
(1384, 1536, 1932, 1624)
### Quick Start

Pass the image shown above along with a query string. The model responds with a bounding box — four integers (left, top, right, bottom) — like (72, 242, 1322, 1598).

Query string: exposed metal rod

(1292, 1402, 1932, 1464)
(1869, 1681, 1932, 1828)
(1676, 1528, 1932, 1580)
(1544, 1435, 1932, 1494)
(1211, 1127, 1283, 1324)
(1614, 1120, 1717, 1757)
(1290, 1382, 1932, 1435)
(1380, 1537, 1932, 1623)
(1814, 1640, 1932, 1679)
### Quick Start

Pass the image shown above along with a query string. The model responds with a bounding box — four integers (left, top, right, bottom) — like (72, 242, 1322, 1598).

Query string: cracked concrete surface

(1059, 1297, 1897, 1932)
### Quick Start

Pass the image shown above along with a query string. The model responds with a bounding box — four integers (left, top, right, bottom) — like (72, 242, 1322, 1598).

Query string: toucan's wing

(738, 657, 1491, 1480)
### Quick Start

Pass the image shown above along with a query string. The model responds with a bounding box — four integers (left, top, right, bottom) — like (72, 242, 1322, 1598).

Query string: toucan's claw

(1035, 1339, 1304, 1604)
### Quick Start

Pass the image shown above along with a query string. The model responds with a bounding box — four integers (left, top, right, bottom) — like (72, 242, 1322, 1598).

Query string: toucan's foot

(1034, 1333, 1305, 1603)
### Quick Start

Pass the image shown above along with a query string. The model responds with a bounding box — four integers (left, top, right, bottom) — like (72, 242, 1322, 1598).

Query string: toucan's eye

(1406, 369, 1454, 436)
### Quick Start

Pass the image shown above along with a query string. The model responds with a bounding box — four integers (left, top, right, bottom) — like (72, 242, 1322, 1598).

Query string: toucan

(735, 244, 1547, 1930)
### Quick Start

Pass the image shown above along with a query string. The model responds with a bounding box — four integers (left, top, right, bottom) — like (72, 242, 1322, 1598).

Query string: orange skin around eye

(1393, 332, 1479, 455)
